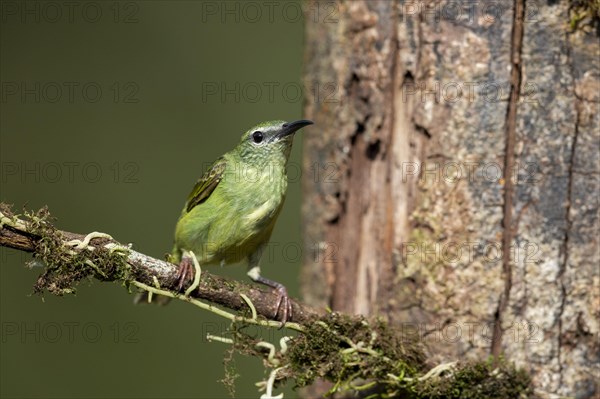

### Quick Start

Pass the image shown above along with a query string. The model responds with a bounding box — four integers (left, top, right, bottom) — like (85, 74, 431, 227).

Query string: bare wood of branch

(0, 204, 321, 326)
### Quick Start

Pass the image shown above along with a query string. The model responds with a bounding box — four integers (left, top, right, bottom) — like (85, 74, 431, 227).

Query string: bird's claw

(273, 285, 293, 328)
(174, 257, 194, 291)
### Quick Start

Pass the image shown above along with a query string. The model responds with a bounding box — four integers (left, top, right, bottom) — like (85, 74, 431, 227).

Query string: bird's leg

(174, 253, 195, 291)
(247, 265, 292, 326)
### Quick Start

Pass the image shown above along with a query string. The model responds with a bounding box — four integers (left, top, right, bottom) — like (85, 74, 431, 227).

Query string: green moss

(412, 358, 534, 399)
(569, 0, 600, 31)
(20, 207, 131, 296)
(268, 313, 533, 398)
(286, 313, 426, 395)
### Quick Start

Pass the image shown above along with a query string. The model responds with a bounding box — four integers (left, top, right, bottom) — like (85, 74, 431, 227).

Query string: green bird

(169, 119, 313, 324)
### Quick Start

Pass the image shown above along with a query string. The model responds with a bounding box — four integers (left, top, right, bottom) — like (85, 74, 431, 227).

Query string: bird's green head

(235, 119, 313, 165)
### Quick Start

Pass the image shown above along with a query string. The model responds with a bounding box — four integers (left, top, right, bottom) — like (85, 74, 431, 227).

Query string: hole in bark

(366, 140, 381, 160)
(351, 121, 367, 146)
(327, 214, 340, 225)
(403, 71, 415, 85)
(356, 122, 366, 134)
(415, 124, 432, 139)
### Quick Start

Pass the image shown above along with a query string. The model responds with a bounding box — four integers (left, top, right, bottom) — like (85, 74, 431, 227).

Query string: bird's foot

(174, 256, 194, 292)
(272, 284, 293, 327)
(247, 267, 293, 327)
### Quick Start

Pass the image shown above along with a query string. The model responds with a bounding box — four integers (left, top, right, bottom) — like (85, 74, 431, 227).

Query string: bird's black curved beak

(277, 119, 313, 138)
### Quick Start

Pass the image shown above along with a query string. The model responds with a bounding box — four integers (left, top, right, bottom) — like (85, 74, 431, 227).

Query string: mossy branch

(0, 203, 319, 324)
(0, 203, 535, 399)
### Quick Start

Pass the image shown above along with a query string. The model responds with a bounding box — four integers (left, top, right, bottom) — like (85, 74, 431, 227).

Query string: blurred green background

(0, 1, 307, 397)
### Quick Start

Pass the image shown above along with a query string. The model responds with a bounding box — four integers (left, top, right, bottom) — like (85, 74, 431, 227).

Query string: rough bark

(301, 1, 599, 397)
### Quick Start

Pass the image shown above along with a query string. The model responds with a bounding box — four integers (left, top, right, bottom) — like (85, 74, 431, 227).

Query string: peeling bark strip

(301, 1, 402, 316)
(491, 0, 525, 359)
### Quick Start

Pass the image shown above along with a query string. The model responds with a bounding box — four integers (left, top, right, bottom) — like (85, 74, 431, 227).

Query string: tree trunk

(301, 1, 599, 397)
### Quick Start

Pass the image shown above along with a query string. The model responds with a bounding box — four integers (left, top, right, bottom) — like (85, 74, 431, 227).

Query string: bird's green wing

(185, 157, 226, 213)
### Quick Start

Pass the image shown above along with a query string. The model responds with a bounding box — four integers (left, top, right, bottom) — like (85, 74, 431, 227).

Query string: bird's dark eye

(252, 131, 263, 143)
